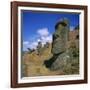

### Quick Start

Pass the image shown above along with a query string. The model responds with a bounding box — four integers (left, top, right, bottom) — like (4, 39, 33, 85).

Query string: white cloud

(23, 41, 38, 51)
(23, 41, 29, 45)
(37, 39, 41, 42)
(40, 35, 52, 45)
(38, 28, 52, 46)
(70, 26, 74, 31)
(23, 41, 30, 51)
(29, 42, 38, 49)
(37, 28, 49, 36)
(46, 35, 52, 43)
(23, 28, 53, 51)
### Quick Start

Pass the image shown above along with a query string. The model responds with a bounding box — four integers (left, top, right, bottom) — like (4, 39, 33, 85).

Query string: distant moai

(44, 42, 50, 48)
(37, 41, 42, 55)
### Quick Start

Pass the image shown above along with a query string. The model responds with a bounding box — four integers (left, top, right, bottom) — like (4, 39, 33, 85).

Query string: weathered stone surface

(50, 52, 70, 70)
(50, 18, 70, 70)
(37, 41, 42, 55)
(51, 18, 69, 54)
(44, 42, 50, 48)
(50, 40, 79, 71)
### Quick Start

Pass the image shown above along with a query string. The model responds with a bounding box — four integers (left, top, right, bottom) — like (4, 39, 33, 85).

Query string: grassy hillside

(22, 30, 79, 77)
(22, 44, 65, 77)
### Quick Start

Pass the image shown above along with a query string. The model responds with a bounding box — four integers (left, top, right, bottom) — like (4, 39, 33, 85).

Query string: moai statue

(37, 41, 42, 55)
(44, 42, 50, 48)
(51, 18, 69, 54)
(44, 18, 70, 70)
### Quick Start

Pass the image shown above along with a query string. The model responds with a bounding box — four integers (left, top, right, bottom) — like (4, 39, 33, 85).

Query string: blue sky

(21, 10, 79, 51)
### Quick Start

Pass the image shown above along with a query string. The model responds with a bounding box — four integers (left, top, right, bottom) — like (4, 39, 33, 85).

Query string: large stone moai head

(51, 18, 69, 54)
